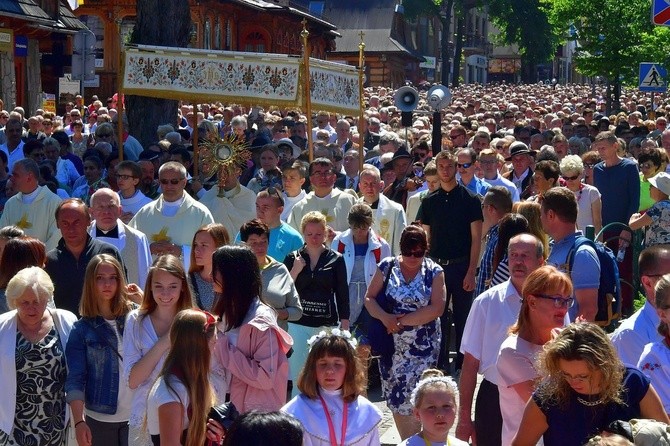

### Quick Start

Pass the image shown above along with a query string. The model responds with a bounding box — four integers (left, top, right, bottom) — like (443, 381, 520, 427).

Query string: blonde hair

(512, 201, 549, 257)
(536, 323, 624, 408)
(410, 368, 458, 409)
(300, 211, 327, 234)
(80, 254, 134, 318)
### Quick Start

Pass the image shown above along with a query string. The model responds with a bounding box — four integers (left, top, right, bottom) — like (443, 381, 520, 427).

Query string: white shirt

(0, 140, 24, 172)
(87, 319, 134, 423)
(122, 310, 167, 427)
(119, 190, 153, 218)
(638, 341, 670, 413)
(147, 375, 189, 436)
(281, 190, 306, 222)
(611, 301, 662, 367)
(282, 387, 382, 446)
(484, 172, 521, 202)
(496, 335, 544, 446)
(460, 280, 523, 384)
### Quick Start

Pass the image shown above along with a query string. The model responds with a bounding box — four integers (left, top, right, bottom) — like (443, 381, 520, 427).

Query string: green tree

(551, 0, 670, 110)
(487, 0, 558, 82)
(125, 0, 191, 147)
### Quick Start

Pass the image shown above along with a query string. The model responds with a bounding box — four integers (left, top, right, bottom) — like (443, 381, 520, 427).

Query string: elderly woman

(560, 154, 602, 234)
(512, 323, 669, 446)
(0, 266, 77, 445)
(364, 224, 446, 439)
(496, 265, 572, 445)
(240, 218, 302, 332)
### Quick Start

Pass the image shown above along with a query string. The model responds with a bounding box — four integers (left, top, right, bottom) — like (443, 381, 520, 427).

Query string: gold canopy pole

(301, 19, 314, 162)
(358, 31, 366, 173)
(116, 17, 124, 161)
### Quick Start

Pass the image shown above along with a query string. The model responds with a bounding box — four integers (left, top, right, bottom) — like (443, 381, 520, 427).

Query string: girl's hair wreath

(307, 328, 358, 350)
(409, 376, 459, 407)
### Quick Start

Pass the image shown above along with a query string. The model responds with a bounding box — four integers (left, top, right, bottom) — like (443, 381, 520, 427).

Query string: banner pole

(301, 19, 314, 162)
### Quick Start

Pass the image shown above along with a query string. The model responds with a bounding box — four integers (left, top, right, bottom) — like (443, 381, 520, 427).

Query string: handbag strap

(380, 259, 394, 300)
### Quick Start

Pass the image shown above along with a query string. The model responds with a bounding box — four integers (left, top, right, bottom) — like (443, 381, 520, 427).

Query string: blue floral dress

(378, 257, 443, 415)
(0, 327, 67, 445)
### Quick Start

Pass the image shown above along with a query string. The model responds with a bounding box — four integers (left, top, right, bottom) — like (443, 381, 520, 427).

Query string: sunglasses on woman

(401, 250, 425, 258)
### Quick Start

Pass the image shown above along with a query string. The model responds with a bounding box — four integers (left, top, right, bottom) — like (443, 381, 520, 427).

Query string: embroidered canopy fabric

(122, 45, 361, 114)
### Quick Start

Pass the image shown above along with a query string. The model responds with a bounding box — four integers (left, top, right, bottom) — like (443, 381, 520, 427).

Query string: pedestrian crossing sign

(639, 63, 667, 92)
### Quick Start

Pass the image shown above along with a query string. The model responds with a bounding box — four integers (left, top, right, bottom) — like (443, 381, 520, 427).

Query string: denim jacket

(65, 315, 127, 414)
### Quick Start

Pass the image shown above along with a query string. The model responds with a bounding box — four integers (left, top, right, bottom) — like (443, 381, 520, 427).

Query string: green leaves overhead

(550, 0, 670, 85)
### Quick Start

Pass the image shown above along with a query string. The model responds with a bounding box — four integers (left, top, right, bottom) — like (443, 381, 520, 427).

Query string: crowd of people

(2, 81, 670, 445)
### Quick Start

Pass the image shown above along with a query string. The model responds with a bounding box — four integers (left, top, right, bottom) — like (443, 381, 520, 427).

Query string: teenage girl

(282, 331, 382, 445)
(399, 369, 468, 446)
(66, 254, 137, 446)
(146, 309, 224, 446)
(122, 255, 193, 445)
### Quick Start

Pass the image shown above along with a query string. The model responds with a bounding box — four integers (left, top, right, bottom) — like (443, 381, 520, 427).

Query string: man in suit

(335, 149, 361, 193)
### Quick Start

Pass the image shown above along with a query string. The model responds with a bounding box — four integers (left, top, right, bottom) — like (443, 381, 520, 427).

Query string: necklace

(577, 395, 605, 406)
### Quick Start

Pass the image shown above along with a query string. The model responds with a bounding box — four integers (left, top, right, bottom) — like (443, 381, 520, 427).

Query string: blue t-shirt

(235, 222, 304, 263)
(534, 367, 649, 446)
(594, 158, 640, 226)
(546, 232, 600, 321)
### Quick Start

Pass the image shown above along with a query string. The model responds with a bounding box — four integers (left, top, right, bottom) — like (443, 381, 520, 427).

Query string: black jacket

(284, 247, 349, 327)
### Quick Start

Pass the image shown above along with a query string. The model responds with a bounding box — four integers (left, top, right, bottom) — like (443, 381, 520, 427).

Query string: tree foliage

(403, 0, 478, 87)
(551, 0, 670, 86)
(488, 0, 559, 82)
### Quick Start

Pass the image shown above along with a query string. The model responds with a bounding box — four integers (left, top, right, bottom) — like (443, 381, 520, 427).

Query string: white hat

(276, 138, 302, 159)
(649, 172, 670, 196)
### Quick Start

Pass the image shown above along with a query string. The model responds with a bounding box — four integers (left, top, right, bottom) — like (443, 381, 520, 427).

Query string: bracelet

(75, 420, 86, 428)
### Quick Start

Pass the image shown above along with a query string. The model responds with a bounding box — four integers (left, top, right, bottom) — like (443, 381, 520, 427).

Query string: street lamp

(381, 54, 387, 87)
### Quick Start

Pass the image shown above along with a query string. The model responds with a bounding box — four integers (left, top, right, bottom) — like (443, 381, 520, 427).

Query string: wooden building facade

(74, 0, 339, 102)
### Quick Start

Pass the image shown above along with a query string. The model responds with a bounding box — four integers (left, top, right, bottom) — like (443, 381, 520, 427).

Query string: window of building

(204, 18, 211, 49)
(215, 18, 221, 50)
(225, 19, 232, 50)
(242, 28, 269, 53)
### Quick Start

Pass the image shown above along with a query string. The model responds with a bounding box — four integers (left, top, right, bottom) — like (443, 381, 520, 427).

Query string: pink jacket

(216, 299, 293, 413)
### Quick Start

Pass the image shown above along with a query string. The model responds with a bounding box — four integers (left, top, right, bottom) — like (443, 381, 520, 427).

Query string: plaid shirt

(475, 224, 499, 297)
